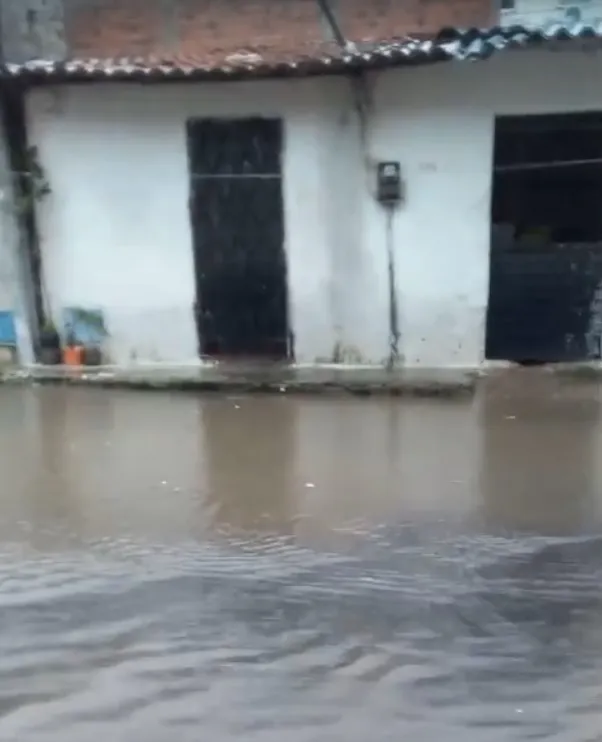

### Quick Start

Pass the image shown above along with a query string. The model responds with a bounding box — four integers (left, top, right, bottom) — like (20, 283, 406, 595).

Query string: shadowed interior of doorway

(487, 111, 602, 364)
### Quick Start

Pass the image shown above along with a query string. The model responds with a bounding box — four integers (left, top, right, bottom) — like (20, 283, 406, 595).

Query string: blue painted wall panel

(63, 308, 106, 346)
(0, 311, 17, 346)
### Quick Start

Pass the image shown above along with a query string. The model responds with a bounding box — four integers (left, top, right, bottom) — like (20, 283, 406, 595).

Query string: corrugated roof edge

(3, 21, 602, 82)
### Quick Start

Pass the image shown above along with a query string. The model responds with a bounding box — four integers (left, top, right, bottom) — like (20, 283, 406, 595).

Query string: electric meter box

(376, 161, 402, 204)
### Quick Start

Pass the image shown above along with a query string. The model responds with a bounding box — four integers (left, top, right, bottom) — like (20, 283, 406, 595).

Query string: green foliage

(12, 146, 51, 215)
(70, 308, 108, 337)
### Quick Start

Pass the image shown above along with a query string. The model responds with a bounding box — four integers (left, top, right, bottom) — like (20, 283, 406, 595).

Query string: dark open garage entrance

(486, 112, 602, 363)
(187, 117, 290, 360)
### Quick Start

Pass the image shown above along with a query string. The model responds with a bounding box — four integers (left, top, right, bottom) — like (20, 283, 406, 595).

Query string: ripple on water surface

(0, 526, 600, 741)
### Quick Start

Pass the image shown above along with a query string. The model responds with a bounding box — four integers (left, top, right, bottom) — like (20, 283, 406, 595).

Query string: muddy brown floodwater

(1, 371, 602, 741)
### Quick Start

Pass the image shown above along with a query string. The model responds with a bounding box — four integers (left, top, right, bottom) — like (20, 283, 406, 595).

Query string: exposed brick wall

(3, 0, 497, 64)
(176, 0, 330, 64)
(63, 0, 333, 63)
(337, 0, 495, 44)
(63, 0, 165, 58)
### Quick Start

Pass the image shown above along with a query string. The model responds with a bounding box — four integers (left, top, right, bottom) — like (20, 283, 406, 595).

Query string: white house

(5, 20, 602, 370)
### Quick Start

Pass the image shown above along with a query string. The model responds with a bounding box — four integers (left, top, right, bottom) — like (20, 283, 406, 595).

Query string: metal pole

(315, 0, 347, 49)
(386, 207, 399, 369)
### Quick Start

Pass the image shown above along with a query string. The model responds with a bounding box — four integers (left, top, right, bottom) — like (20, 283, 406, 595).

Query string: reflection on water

(0, 374, 601, 740)
(480, 372, 602, 532)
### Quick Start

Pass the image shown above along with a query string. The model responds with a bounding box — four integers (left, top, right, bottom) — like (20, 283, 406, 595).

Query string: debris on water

(280, 386, 286, 393)
(305, 482, 316, 489)
(234, 405, 241, 409)
(505, 415, 516, 420)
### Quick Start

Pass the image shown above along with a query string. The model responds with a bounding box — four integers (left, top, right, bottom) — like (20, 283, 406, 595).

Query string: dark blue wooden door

(486, 247, 602, 363)
(187, 118, 288, 359)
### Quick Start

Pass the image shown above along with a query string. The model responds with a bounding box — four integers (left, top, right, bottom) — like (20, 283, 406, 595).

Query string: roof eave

(3, 21, 602, 86)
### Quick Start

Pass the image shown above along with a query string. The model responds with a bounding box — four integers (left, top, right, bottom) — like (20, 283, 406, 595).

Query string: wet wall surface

(0, 373, 602, 741)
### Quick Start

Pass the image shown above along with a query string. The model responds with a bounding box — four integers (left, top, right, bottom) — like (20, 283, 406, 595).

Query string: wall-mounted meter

(376, 161, 402, 205)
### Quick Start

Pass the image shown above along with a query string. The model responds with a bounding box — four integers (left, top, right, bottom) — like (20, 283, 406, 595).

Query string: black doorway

(486, 112, 602, 363)
(187, 118, 289, 359)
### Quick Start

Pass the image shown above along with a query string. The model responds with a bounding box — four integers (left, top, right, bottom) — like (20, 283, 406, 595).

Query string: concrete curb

(0, 365, 477, 398)
(542, 363, 602, 380)
(479, 362, 602, 381)
(4, 362, 602, 398)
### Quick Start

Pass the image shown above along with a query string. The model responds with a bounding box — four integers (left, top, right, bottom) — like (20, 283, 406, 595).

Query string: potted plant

(38, 320, 61, 365)
(82, 344, 103, 366)
(72, 308, 106, 366)
(62, 326, 84, 366)
(59, 309, 107, 366)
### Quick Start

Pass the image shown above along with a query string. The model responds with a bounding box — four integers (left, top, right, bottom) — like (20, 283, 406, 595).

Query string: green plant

(39, 318, 60, 350)
(12, 146, 51, 215)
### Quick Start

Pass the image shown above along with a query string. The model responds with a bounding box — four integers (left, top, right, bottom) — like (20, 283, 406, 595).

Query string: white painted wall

(26, 77, 389, 366)
(500, 0, 602, 27)
(25, 46, 602, 369)
(369, 47, 602, 367)
(320, 87, 390, 365)
(0, 124, 16, 313)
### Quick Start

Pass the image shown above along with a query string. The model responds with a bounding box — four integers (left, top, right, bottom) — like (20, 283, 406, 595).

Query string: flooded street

(1, 373, 602, 741)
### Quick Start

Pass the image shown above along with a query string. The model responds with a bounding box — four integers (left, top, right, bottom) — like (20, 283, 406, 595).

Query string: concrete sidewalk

(0, 363, 477, 397)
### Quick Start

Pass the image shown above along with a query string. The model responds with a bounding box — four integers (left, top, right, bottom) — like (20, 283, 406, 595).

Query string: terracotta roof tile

(8, 24, 602, 81)
(0, 0, 505, 81)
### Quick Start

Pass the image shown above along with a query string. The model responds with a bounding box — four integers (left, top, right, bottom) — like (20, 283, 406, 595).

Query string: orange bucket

(62, 345, 84, 366)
